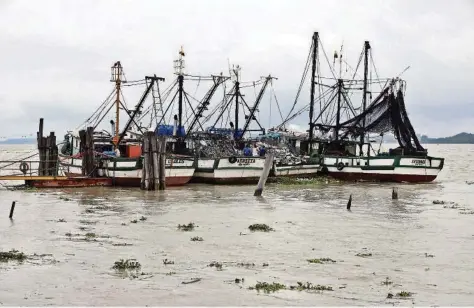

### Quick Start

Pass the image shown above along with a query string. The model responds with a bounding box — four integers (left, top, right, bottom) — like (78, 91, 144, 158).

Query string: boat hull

(320, 155, 444, 183)
(59, 155, 195, 187)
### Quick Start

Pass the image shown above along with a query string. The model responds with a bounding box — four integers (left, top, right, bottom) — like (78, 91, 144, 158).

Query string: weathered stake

(254, 152, 274, 196)
(9, 201, 16, 219)
(392, 187, 398, 200)
(158, 137, 166, 190)
(347, 194, 352, 210)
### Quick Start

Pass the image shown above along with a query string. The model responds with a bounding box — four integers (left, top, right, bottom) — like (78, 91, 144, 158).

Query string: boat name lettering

(236, 158, 255, 165)
(166, 159, 185, 164)
(411, 159, 425, 166)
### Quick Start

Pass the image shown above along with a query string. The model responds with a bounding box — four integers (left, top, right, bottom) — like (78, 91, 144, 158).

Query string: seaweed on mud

(59, 196, 72, 201)
(249, 282, 286, 293)
(274, 176, 340, 186)
(57, 218, 67, 223)
(139, 216, 147, 221)
(460, 211, 474, 215)
(248, 224, 274, 232)
(289, 282, 333, 291)
(163, 259, 174, 265)
(307, 258, 336, 264)
(190, 236, 203, 242)
(0, 250, 27, 262)
(85, 232, 96, 238)
(166, 271, 176, 276)
(208, 261, 223, 270)
(112, 259, 141, 270)
(432, 200, 445, 204)
(112, 243, 133, 247)
(79, 220, 97, 225)
(130, 219, 138, 224)
(178, 223, 195, 231)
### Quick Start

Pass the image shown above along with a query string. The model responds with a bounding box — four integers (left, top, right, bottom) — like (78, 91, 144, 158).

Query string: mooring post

(142, 133, 152, 190)
(37, 118, 45, 176)
(9, 201, 16, 219)
(158, 136, 166, 190)
(347, 194, 352, 210)
(151, 135, 160, 190)
(392, 187, 398, 200)
(254, 152, 274, 197)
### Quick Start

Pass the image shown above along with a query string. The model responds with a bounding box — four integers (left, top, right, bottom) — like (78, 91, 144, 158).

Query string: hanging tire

(228, 156, 237, 164)
(336, 162, 345, 171)
(19, 162, 29, 174)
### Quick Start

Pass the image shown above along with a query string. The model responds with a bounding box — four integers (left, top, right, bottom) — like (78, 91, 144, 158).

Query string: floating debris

(289, 282, 333, 291)
(307, 258, 336, 264)
(79, 220, 97, 225)
(130, 219, 138, 224)
(166, 271, 176, 276)
(139, 216, 147, 221)
(112, 259, 141, 270)
(248, 224, 274, 232)
(85, 232, 96, 238)
(182, 278, 201, 284)
(432, 200, 445, 204)
(263, 263, 269, 267)
(425, 253, 434, 258)
(178, 223, 195, 231)
(249, 282, 286, 293)
(208, 261, 223, 270)
(59, 196, 72, 201)
(0, 250, 27, 263)
(396, 291, 413, 298)
(235, 278, 245, 283)
(163, 259, 174, 265)
(57, 218, 67, 223)
(190, 236, 203, 242)
(382, 277, 393, 285)
(356, 253, 373, 258)
(460, 211, 474, 215)
(237, 262, 255, 267)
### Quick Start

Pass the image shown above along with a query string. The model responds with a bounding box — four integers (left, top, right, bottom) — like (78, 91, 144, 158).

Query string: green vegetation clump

(112, 259, 141, 270)
(307, 258, 336, 264)
(289, 282, 333, 291)
(0, 250, 27, 262)
(249, 282, 286, 293)
(248, 224, 274, 232)
(397, 291, 413, 297)
(178, 223, 195, 231)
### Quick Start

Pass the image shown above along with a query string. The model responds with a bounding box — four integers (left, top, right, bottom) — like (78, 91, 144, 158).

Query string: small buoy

(392, 187, 398, 200)
(347, 194, 352, 210)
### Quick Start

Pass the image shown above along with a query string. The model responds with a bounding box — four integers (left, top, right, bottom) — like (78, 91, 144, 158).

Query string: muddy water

(0, 144, 473, 306)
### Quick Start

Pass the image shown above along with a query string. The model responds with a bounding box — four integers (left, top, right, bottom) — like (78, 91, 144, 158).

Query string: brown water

(0, 144, 473, 306)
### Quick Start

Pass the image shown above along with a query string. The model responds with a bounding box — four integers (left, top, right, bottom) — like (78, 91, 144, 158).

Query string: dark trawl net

(339, 84, 425, 153)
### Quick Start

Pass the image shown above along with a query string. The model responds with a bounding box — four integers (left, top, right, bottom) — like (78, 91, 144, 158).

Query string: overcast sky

(0, 0, 473, 139)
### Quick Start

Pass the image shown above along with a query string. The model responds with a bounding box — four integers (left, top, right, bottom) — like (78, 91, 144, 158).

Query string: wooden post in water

(49, 132, 58, 176)
(140, 140, 146, 189)
(37, 118, 45, 176)
(9, 201, 16, 219)
(142, 132, 152, 190)
(392, 187, 398, 200)
(151, 135, 160, 190)
(254, 152, 274, 196)
(158, 136, 166, 190)
(79, 129, 87, 176)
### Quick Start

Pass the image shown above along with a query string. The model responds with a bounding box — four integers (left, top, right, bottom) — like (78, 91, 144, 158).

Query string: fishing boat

(294, 33, 444, 183)
(59, 61, 196, 186)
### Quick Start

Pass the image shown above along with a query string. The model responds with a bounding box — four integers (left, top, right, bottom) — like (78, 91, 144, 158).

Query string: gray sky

(0, 0, 473, 139)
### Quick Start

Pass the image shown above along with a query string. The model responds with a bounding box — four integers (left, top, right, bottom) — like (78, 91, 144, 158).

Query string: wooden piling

(392, 187, 398, 200)
(158, 136, 166, 190)
(142, 132, 152, 190)
(347, 194, 352, 210)
(9, 201, 15, 219)
(37, 118, 46, 176)
(254, 152, 274, 196)
(151, 134, 160, 190)
(49, 132, 58, 176)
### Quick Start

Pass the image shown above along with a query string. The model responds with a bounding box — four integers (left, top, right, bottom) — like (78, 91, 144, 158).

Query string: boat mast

(174, 47, 186, 133)
(308, 32, 318, 153)
(335, 79, 342, 140)
(111, 61, 124, 147)
(233, 65, 241, 138)
(360, 41, 371, 155)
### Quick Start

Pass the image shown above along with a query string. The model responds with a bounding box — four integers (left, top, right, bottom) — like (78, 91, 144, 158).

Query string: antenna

(396, 66, 411, 78)
(174, 46, 186, 76)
